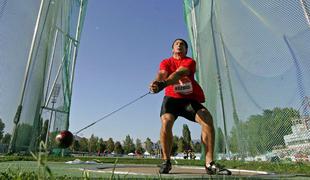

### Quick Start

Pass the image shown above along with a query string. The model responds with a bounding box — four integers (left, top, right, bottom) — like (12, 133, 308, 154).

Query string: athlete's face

(172, 40, 187, 55)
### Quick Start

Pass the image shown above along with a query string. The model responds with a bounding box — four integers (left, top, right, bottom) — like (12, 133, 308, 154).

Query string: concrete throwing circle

(82, 164, 276, 179)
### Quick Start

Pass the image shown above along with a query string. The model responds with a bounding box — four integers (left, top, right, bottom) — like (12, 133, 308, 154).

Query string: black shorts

(160, 96, 206, 122)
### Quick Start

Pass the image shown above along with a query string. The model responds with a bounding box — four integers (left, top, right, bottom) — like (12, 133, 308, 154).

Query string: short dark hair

(172, 38, 188, 50)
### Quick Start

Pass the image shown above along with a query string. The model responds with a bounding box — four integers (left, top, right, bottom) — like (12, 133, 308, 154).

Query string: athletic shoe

(159, 160, 172, 174)
(205, 161, 232, 175)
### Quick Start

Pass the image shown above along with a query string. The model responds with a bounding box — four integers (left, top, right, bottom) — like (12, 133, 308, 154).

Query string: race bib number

(174, 77, 193, 95)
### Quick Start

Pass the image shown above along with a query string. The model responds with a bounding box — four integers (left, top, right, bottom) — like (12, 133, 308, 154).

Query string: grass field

(1, 155, 310, 179)
(0, 161, 130, 179)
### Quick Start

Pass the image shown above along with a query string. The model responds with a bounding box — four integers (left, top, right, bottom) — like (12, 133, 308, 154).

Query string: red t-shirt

(159, 57, 205, 103)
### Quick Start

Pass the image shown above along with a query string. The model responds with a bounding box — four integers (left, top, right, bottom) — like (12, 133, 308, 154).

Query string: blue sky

(69, 0, 202, 142)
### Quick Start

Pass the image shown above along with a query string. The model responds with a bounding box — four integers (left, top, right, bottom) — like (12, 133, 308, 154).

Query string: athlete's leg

(194, 107, 231, 175)
(160, 113, 175, 160)
(195, 108, 215, 165)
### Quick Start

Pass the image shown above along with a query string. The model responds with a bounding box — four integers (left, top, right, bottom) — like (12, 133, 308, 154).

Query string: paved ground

(84, 164, 305, 179)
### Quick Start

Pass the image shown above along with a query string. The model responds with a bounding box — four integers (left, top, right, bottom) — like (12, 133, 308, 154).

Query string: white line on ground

(174, 166, 270, 175)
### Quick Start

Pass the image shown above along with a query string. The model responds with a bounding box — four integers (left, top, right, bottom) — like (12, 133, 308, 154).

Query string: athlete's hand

(149, 80, 167, 93)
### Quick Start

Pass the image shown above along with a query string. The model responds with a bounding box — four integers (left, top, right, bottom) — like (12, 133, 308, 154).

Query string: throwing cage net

(184, 0, 310, 161)
(0, 0, 87, 153)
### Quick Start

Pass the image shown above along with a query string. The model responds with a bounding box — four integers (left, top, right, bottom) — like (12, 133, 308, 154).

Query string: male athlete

(150, 39, 231, 175)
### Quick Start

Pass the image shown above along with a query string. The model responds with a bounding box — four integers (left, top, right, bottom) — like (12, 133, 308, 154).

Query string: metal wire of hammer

(74, 91, 151, 134)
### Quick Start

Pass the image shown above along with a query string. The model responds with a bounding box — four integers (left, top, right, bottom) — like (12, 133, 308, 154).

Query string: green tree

(215, 127, 225, 153)
(267, 108, 298, 149)
(193, 141, 201, 153)
(135, 138, 144, 154)
(88, 134, 98, 153)
(144, 137, 154, 154)
(71, 139, 80, 152)
(229, 107, 299, 155)
(177, 137, 185, 153)
(123, 135, 135, 154)
(229, 126, 239, 153)
(1, 133, 11, 144)
(79, 137, 89, 152)
(98, 138, 106, 153)
(154, 140, 161, 156)
(0, 118, 5, 141)
(182, 124, 192, 150)
(107, 138, 115, 153)
(171, 135, 179, 156)
(114, 141, 124, 154)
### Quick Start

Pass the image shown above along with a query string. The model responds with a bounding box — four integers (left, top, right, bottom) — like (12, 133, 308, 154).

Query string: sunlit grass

(1, 152, 310, 179)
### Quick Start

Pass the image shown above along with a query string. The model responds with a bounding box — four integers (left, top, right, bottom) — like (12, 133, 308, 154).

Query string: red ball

(55, 130, 74, 148)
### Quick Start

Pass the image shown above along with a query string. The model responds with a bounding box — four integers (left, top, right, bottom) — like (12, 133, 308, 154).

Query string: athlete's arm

(165, 66, 190, 85)
(149, 66, 190, 93)
(149, 70, 168, 93)
(155, 70, 168, 81)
